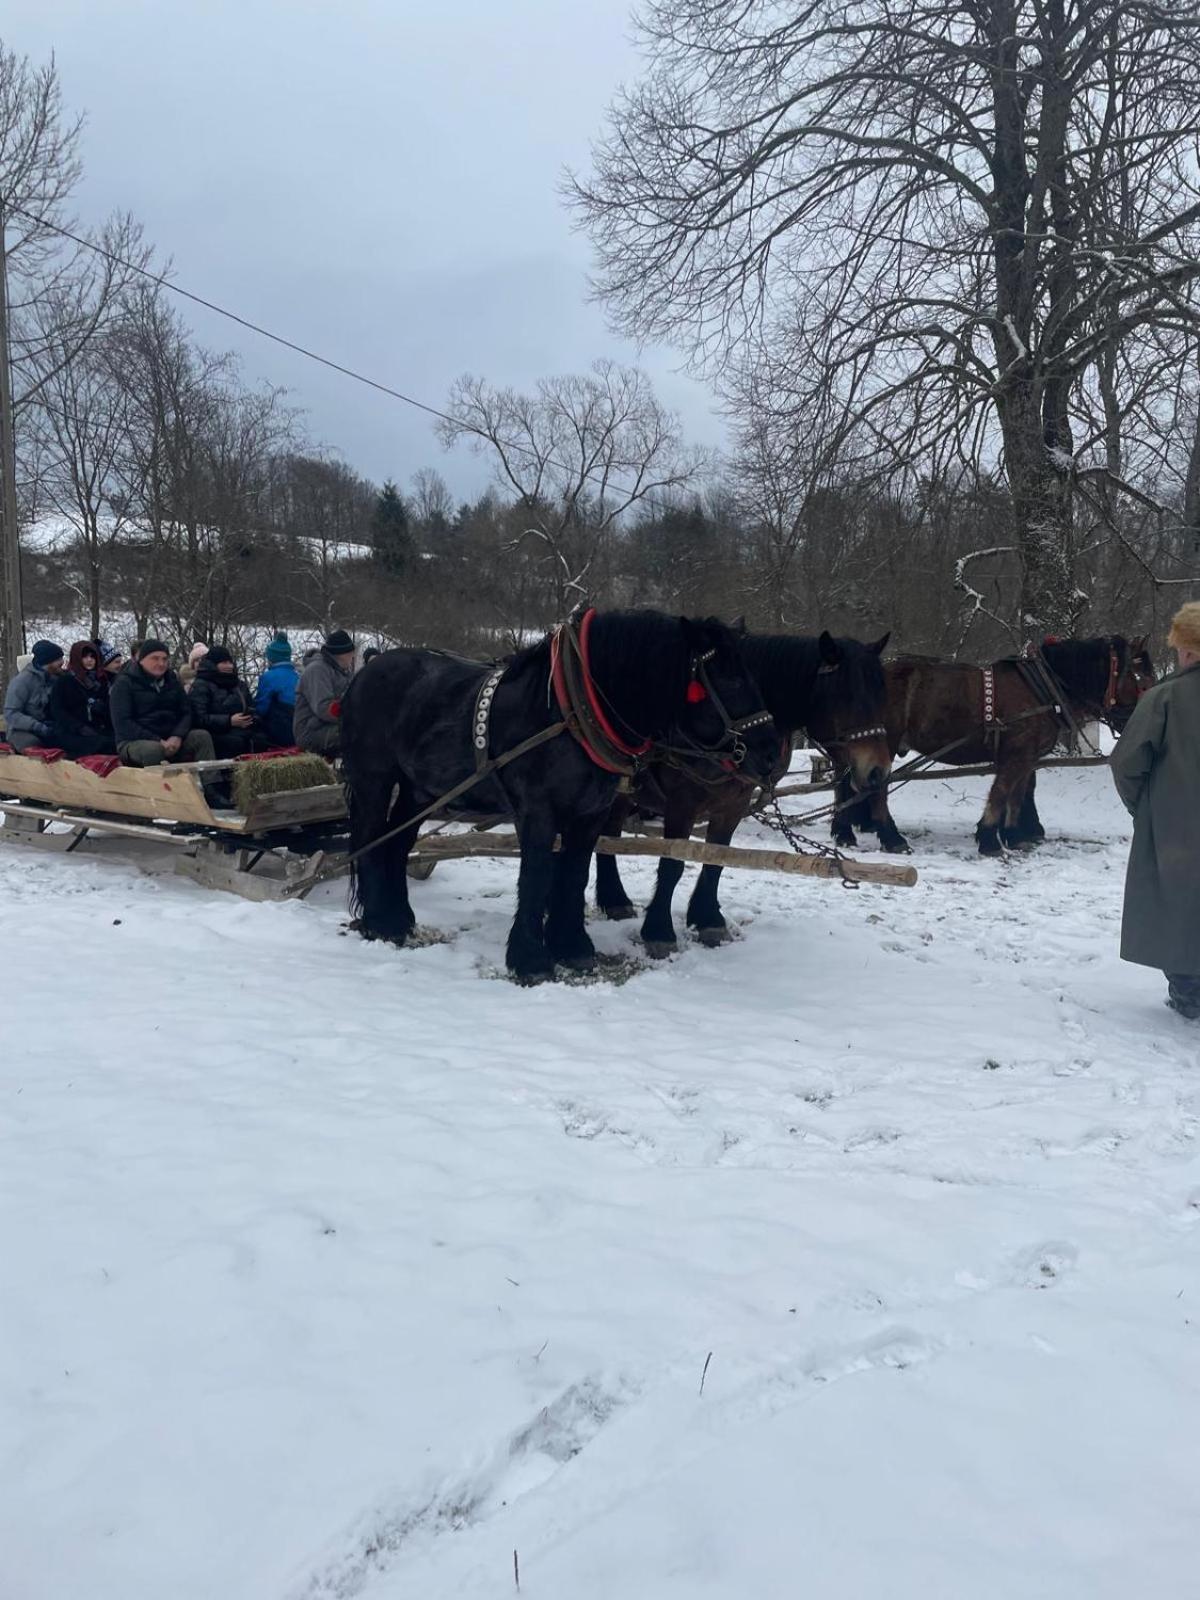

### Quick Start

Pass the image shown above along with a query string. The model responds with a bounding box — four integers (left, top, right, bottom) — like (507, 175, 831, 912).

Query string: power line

(3, 198, 689, 504)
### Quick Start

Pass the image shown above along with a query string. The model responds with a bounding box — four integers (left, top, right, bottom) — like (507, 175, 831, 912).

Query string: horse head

(1104, 634, 1154, 731)
(805, 630, 893, 793)
(676, 615, 781, 782)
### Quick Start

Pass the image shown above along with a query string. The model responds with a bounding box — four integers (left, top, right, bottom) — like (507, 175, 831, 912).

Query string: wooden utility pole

(0, 200, 24, 685)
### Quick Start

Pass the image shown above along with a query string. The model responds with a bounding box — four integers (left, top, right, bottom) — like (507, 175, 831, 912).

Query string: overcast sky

(7, 0, 725, 499)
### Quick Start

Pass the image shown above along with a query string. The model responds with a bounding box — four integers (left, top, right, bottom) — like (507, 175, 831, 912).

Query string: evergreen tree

(372, 480, 412, 577)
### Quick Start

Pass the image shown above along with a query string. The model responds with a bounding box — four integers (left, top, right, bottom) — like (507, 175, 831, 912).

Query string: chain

(755, 797, 859, 889)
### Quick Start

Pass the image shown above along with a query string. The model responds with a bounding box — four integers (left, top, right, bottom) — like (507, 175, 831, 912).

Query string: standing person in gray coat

(1110, 601, 1200, 1018)
(3, 641, 65, 751)
(293, 629, 356, 757)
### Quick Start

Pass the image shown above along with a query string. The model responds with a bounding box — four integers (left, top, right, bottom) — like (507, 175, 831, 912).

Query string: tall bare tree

(437, 359, 705, 616)
(571, 0, 1200, 633)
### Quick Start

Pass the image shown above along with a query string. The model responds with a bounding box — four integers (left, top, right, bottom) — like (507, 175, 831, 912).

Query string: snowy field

(2, 764, 1199, 1599)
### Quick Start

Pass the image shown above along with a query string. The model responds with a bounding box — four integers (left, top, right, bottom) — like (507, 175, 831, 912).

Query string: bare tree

(437, 359, 705, 616)
(571, 0, 1200, 633)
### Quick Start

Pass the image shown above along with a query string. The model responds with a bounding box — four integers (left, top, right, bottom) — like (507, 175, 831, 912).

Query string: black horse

(595, 630, 892, 955)
(339, 610, 780, 982)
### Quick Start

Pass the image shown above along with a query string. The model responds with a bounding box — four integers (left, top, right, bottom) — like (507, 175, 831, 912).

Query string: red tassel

(329, 699, 341, 719)
(686, 679, 708, 703)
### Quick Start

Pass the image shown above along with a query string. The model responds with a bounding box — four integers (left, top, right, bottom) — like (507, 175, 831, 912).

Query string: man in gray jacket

(1110, 601, 1200, 1018)
(3, 641, 65, 751)
(293, 629, 356, 756)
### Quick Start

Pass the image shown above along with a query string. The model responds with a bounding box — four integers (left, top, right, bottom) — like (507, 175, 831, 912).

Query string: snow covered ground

(2, 764, 1198, 1599)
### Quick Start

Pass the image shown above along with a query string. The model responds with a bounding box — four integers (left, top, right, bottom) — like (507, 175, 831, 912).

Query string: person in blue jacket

(254, 634, 301, 748)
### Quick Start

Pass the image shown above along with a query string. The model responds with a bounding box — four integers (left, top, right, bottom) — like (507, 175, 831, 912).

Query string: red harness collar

(550, 608, 652, 774)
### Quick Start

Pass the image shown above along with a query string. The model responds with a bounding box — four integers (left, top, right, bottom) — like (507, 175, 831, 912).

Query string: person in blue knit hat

(254, 634, 301, 748)
(3, 640, 65, 751)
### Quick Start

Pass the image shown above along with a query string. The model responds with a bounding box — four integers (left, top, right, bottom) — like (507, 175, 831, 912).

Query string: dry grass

(231, 753, 337, 813)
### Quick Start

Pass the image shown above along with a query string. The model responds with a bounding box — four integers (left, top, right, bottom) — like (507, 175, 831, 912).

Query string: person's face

(335, 651, 356, 670)
(106, 656, 123, 674)
(81, 650, 97, 672)
(45, 657, 64, 676)
(217, 660, 235, 675)
(141, 651, 170, 679)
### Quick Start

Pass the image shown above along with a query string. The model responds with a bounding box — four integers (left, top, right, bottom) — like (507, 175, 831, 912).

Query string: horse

(338, 609, 781, 982)
(594, 630, 892, 956)
(832, 635, 1153, 856)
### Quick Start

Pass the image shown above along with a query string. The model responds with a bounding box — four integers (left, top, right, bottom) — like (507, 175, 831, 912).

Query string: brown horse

(596, 630, 892, 955)
(833, 636, 1153, 856)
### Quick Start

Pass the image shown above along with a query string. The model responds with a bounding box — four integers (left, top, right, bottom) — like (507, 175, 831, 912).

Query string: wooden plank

(0, 800, 193, 845)
(404, 827, 916, 887)
(772, 751, 1109, 798)
(240, 783, 346, 831)
(0, 752, 218, 825)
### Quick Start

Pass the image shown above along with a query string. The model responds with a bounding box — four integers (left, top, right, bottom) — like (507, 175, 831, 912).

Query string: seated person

(109, 640, 216, 767)
(189, 645, 260, 758)
(99, 643, 125, 677)
(293, 628, 356, 757)
(49, 641, 117, 757)
(3, 640, 64, 752)
(254, 634, 300, 748)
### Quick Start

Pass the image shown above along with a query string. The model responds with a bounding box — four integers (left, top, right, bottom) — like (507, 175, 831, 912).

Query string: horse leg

(868, 783, 910, 854)
(1016, 769, 1046, 844)
(831, 773, 859, 849)
(348, 771, 417, 943)
(639, 797, 695, 958)
(976, 760, 1020, 856)
(594, 795, 637, 920)
(506, 811, 558, 983)
(686, 806, 740, 947)
(546, 818, 600, 971)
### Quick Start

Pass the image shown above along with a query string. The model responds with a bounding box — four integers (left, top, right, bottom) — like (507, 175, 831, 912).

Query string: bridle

(811, 660, 889, 769)
(676, 645, 775, 772)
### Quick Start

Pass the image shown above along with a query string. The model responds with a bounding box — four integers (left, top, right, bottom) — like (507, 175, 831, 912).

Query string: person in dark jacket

(293, 628, 356, 756)
(189, 646, 259, 758)
(109, 640, 216, 766)
(49, 641, 116, 756)
(254, 634, 301, 748)
(1111, 600, 1200, 1019)
(3, 641, 64, 751)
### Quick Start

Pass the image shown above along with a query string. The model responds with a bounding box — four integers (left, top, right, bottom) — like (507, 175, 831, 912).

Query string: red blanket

(75, 754, 122, 778)
(236, 746, 306, 762)
(20, 746, 66, 763)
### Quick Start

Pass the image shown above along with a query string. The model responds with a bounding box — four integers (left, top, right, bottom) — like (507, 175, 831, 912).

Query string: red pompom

(686, 679, 708, 703)
(329, 699, 342, 719)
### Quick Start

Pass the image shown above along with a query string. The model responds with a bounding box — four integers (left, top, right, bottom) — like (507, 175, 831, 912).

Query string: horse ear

(818, 630, 841, 666)
(731, 615, 747, 636)
(870, 631, 890, 656)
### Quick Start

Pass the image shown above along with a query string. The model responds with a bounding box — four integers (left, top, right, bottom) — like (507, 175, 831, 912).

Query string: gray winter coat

(1110, 662, 1200, 974)
(3, 664, 55, 741)
(293, 650, 354, 753)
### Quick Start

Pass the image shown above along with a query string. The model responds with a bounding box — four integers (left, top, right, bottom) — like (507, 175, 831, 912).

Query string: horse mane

(740, 633, 884, 732)
(507, 611, 693, 738)
(1041, 635, 1125, 702)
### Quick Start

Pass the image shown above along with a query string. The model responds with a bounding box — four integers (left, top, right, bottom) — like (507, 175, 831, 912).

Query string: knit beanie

(101, 645, 123, 667)
(31, 640, 64, 668)
(205, 645, 234, 668)
(138, 639, 170, 661)
(265, 634, 292, 665)
(324, 628, 355, 655)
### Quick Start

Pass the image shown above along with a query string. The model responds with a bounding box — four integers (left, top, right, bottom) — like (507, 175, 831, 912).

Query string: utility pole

(0, 199, 23, 685)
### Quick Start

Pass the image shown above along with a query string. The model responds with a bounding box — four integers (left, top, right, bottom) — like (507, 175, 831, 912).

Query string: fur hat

(1168, 602, 1200, 658)
(324, 628, 355, 655)
(265, 633, 292, 665)
(188, 642, 209, 668)
(31, 640, 64, 668)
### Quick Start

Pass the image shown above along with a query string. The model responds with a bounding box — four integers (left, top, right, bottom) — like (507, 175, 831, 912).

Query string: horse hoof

(833, 832, 858, 850)
(643, 939, 677, 960)
(976, 834, 1003, 857)
(601, 902, 638, 921)
(552, 949, 597, 972)
(881, 838, 912, 856)
(695, 926, 731, 949)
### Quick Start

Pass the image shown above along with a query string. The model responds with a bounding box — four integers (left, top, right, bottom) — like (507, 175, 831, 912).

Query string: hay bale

(232, 753, 338, 814)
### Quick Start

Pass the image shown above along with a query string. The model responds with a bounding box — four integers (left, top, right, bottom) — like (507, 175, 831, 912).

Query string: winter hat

(205, 645, 234, 668)
(101, 644, 123, 667)
(31, 640, 64, 668)
(324, 628, 355, 655)
(265, 633, 292, 665)
(138, 639, 170, 661)
(188, 642, 209, 668)
(1168, 602, 1200, 657)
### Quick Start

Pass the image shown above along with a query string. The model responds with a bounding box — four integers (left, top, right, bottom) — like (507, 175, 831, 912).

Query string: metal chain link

(754, 797, 859, 889)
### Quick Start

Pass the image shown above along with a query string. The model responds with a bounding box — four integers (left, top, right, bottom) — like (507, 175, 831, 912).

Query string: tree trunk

(1001, 391, 1077, 637)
